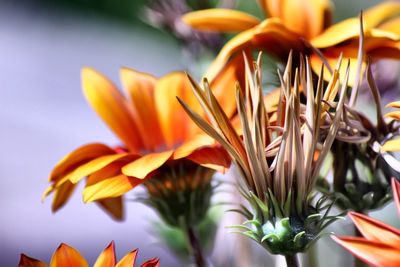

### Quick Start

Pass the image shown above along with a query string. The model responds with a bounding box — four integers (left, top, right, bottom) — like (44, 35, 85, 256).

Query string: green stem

(285, 255, 299, 267)
(181, 219, 206, 267)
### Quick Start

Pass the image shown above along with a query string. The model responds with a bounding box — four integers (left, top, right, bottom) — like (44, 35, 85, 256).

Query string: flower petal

(182, 9, 260, 32)
(386, 101, 400, 108)
(96, 197, 125, 221)
(141, 258, 160, 267)
(83, 175, 143, 202)
(50, 143, 115, 182)
(50, 244, 88, 267)
(385, 111, 400, 120)
(311, 2, 400, 48)
(392, 178, 400, 215)
(69, 153, 130, 184)
(94, 242, 116, 267)
(173, 134, 215, 160)
(51, 180, 76, 212)
(382, 138, 400, 152)
(82, 68, 143, 152)
(19, 254, 48, 267)
(187, 146, 231, 172)
(154, 73, 201, 147)
(332, 235, 400, 267)
(120, 67, 164, 151)
(115, 250, 137, 267)
(348, 211, 400, 247)
(122, 150, 173, 179)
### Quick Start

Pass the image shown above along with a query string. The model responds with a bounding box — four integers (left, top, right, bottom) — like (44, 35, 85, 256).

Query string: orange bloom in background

(19, 241, 159, 267)
(332, 178, 400, 267)
(182, 0, 400, 85)
(43, 60, 242, 220)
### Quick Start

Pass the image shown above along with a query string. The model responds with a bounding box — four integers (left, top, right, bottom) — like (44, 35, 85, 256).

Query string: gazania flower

(182, 1, 400, 85)
(332, 178, 400, 267)
(43, 59, 244, 221)
(179, 52, 348, 264)
(19, 241, 159, 267)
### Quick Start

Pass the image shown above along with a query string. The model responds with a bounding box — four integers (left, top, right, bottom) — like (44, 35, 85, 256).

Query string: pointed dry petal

(182, 9, 260, 32)
(94, 242, 116, 267)
(348, 211, 400, 247)
(50, 244, 88, 267)
(332, 236, 400, 267)
(19, 254, 48, 267)
(82, 68, 143, 152)
(115, 250, 138, 267)
(121, 150, 173, 179)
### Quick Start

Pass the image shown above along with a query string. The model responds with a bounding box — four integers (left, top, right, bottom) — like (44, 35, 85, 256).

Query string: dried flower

(179, 52, 349, 256)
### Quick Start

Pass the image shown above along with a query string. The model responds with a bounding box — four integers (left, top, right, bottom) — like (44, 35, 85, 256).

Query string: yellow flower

(182, 1, 400, 85)
(18, 242, 159, 267)
(43, 60, 242, 220)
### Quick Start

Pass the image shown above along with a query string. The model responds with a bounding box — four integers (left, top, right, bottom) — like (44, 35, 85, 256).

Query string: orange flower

(182, 1, 400, 85)
(332, 178, 400, 267)
(18, 241, 159, 267)
(43, 60, 242, 220)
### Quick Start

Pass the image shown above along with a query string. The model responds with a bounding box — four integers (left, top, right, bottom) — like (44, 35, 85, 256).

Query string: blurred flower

(18, 241, 159, 267)
(43, 60, 244, 221)
(182, 1, 400, 85)
(179, 53, 349, 258)
(332, 178, 400, 267)
(319, 62, 400, 213)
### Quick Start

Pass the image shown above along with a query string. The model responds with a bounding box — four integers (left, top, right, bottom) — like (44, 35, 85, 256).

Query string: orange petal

(280, 0, 332, 38)
(115, 250, 137, 267)
(311, 2, 400, 48)
(96, 197, 125, 221)
(386, 101, 400, 108)
(173, 134, 215, 160)
(348, 211, 400, 247)
(332, 235, 400, 267)
(120, 67, 164, 151)
(69, 153, 130, 184)
(382, 138, 400, 152)
(392, 178, 400, 215)
(122, 150, 173, 179)
(51, 180, 76, 212)
(83, 174, 143, 202)
(385, 111, 400, 120)
(141, 258, 160, 267)
(182, 9, 260, 32)
(187, 146, 231, 172)
(82, 68, 143, 152)
(154, 73, 201, 147)
(50, 243, 88, 267)
(19, 254, 48, 267)
(94, 242, 116, 267)
(50, 143, 115, 182)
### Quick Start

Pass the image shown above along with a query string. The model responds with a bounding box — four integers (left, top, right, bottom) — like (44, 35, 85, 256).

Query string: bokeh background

(0, 0, 397, 266)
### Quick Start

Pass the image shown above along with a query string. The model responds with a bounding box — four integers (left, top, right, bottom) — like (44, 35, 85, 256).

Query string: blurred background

(0, 0, 397, 266)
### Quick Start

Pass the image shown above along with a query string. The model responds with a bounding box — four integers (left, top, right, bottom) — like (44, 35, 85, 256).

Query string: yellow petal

(83, 174, 142, 202)
(82, 68, 143, 152)
(182, 9, 260, 32)
(312, 2, 400, 48)
(50, 244, 88, 267)
(385, 111, 400, 120)
(154, 73, 201, 147)
(96, 197, 125, 221)
(382, 138, 400, 152)
(69, 153, 129, 184)
(94, 242, 116, 267)
(120, 67, 164, 151)
(115, 250, 137, 267)
(332, 236, 400, 267)
(348, 211, 400, 247)
(122, 150, 173, 179)
(51, 180, 76, 212)
(50, 143, 115, 182)
(379, 17, 400, 35)
(19, 254, 48, 267)
(386, 101, 400, 108)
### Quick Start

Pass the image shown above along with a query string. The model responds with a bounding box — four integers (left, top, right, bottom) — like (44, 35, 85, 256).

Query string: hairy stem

(285, 254, 299, 267)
